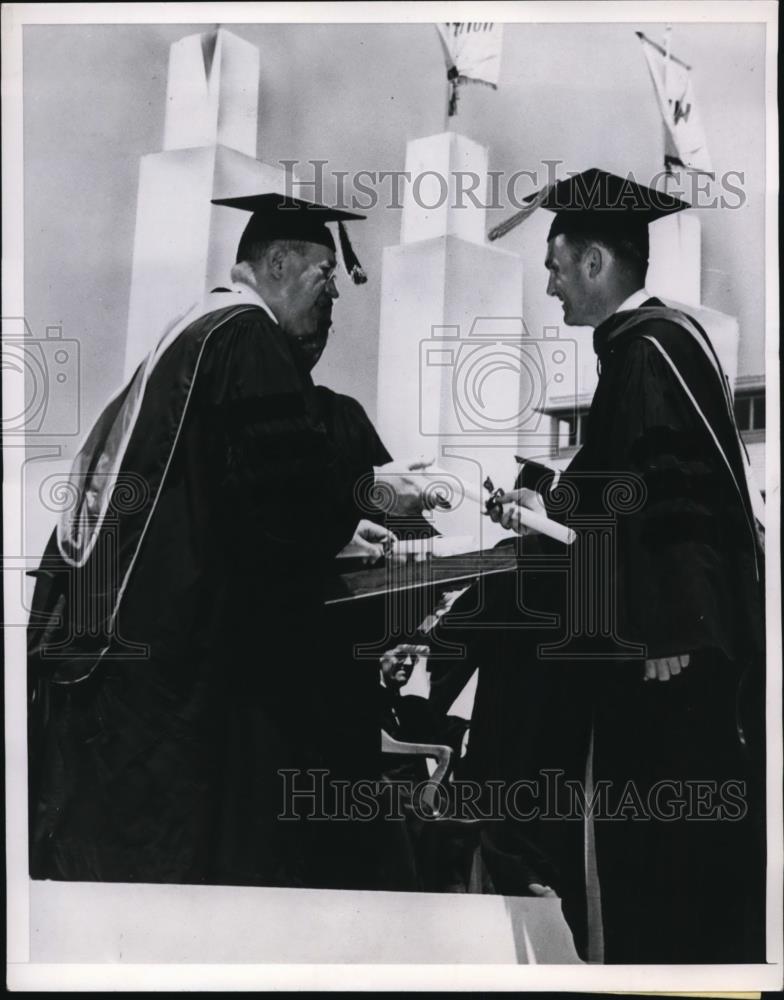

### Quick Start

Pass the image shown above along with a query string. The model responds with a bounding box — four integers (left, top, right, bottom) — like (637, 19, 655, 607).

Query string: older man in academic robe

(27, 194, 426, 890)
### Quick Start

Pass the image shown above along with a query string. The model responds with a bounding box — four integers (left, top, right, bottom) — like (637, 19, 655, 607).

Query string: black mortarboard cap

(212, 192, 368, 284)
(489, 168, 690, 261)
(534, 168, 690, 242)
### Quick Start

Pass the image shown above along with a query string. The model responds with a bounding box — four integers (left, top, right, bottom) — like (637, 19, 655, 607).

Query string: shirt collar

(613, 287, 650, 315)
(593, 288, 652, 357)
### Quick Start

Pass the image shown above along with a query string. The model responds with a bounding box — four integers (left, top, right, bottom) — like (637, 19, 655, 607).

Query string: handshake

(370, 457, 451, 518)
(339, 461, 575, 564)
(338, 457, 450, 566)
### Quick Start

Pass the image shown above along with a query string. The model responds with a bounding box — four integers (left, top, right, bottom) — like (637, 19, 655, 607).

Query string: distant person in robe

(379, 644, 468, 762)
(26, 193, 432, 890)
(462, 170, 766, 963)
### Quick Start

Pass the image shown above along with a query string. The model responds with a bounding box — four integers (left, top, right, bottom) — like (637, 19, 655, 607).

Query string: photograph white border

(3, 1, 781, 991)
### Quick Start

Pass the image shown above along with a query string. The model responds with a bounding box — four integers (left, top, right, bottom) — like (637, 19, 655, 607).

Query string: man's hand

(339, 519, 397, 565)
(487, 487, 546, 536)
(644, 654, 690, 682)
(528, 883, 558, 898)
(373, 458, 451, 517)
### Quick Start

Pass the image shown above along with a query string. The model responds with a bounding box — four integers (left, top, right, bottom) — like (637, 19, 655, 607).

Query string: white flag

(637, 31, 713, 176)
(436, 22, 503, 115)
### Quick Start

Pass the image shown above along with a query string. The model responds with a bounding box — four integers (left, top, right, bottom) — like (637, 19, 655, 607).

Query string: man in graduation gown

(27, 194, 417, 889)
(457, 170, 766, 962)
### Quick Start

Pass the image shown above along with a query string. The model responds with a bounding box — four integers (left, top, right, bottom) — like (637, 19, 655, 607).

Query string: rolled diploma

(433, 469, 576, 546)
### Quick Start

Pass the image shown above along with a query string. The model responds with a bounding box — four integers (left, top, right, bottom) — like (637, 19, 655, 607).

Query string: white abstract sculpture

(377, 131, 528, 547)
(123, 29, 290, 378)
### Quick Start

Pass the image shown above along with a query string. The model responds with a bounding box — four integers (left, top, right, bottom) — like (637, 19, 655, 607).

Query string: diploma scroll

(431, 466, 576, 546)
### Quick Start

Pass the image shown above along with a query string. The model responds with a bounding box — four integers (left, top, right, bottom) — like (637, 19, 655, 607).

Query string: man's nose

(327, 277, 339, 300)
(546, 273, 556, 297)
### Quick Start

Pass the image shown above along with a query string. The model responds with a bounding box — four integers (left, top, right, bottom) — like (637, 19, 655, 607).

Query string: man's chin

(560, 305, 581, 327)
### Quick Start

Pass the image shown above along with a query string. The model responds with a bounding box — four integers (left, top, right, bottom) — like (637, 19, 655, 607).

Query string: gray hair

(235, 237, 309, 266)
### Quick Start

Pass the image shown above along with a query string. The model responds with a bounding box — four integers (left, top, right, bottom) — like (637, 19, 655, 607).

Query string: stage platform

(28, 879, 582, 964)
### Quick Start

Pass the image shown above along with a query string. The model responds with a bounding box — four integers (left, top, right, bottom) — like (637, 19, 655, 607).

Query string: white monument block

(125, 146, 215, 374)
(164, 30, 259, 157)
(124, 149, 290, 378)
(378, 133, 530, 546)
(647, 212, 702, 307)
(123, 29, 290, 378)
(378, 236, 524, 464)
(401, 132, 488, 246)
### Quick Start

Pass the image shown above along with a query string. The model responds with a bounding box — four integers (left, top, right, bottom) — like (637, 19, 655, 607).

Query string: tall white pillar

(562, 209, 740, 401)
(377, 132, 532, 547)
(647, 212, 702, 307)
(123, 29, 289, 379)
(647, 212, 740, 386)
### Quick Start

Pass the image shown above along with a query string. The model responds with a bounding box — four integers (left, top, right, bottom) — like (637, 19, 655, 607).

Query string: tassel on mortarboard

(489, 168, 691, 244)
(338, 221, 367, 285)
(488, 184, 550, 241)
(447, 66, 460, 117)
(211, 193, 368, 281)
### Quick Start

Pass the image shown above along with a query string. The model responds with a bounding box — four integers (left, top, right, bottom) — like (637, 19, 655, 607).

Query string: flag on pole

(436, 22, 503, 117)
(636, 30, 714, 176)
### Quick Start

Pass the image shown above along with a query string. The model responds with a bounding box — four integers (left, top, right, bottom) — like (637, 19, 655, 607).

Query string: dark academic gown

(454, 299, 766, 962)
(27, 304, 379, 889)
(314, 385, 392, 478)
(315, 384, 437, 541)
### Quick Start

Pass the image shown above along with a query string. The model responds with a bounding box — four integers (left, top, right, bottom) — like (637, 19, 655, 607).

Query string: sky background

(22, 18, 767, 456)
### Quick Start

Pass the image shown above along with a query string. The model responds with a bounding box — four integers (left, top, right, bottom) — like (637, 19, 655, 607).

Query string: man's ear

(584, 245, 604, 279)
(231, 260, 257, 286)
(265, 244, 288, 281)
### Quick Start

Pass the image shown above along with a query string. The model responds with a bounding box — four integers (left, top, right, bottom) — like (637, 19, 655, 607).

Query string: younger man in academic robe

(462, 170, 766, 963)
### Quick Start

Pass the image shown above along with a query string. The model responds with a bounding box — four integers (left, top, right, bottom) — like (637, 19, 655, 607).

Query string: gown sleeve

(329, 392, 393, 468)
(195, 310, 360, 577)
(598, 334, 741, 662)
